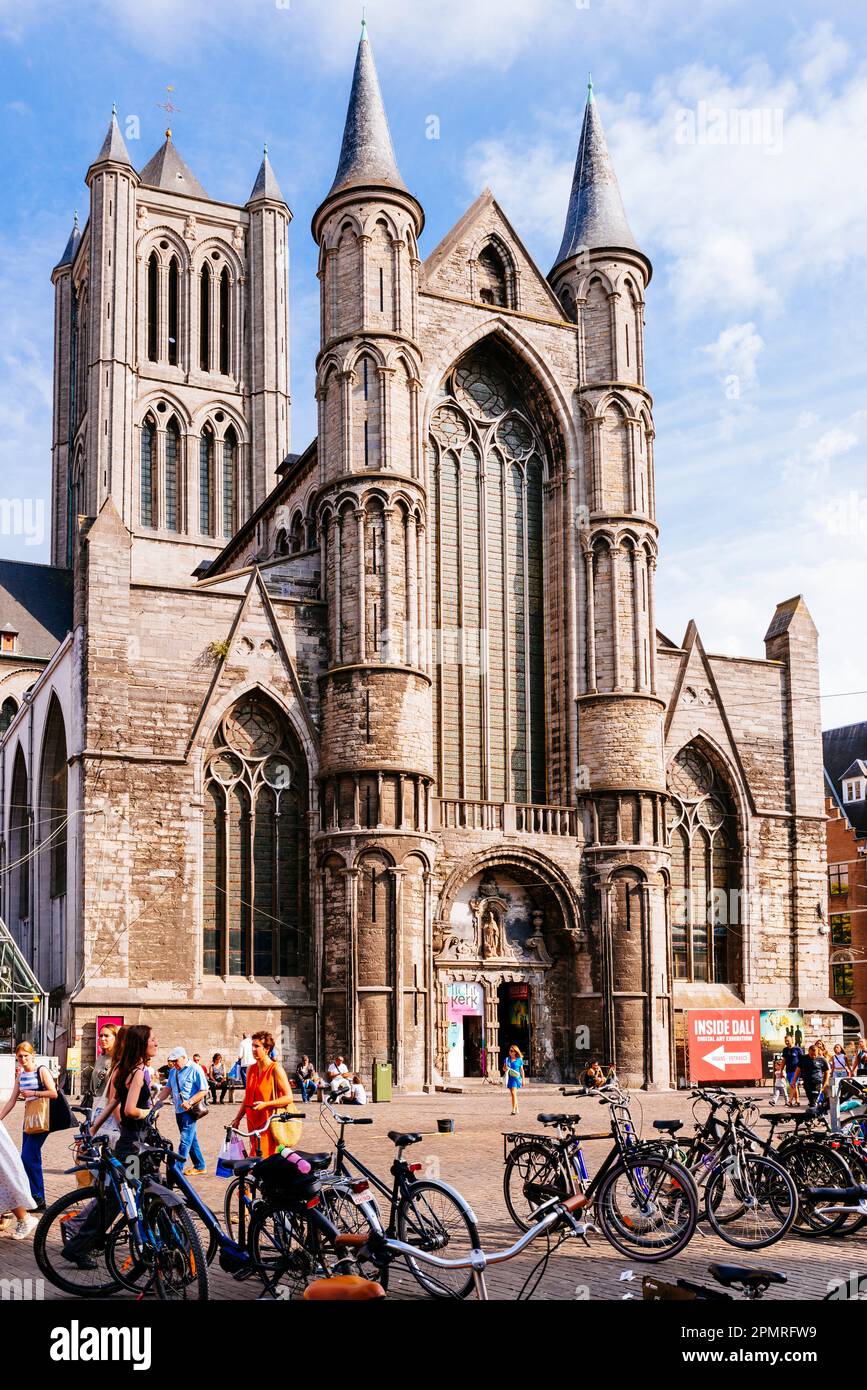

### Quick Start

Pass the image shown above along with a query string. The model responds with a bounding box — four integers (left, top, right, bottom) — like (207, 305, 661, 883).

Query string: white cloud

(700, 321, 764, 391)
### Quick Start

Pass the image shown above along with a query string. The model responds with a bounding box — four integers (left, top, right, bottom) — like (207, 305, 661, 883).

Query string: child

(769, 1053, 787, 1106)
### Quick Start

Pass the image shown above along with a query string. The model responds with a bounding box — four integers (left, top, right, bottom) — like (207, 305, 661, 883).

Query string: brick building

(823, 723, 867, 1039)
(0, 30, 836, 1087)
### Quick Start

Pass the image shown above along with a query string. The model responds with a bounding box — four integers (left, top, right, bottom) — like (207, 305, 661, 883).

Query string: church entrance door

(497, 981, 531, 1070)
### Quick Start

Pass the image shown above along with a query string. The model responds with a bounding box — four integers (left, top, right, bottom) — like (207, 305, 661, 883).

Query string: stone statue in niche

(482, 912, 500, 959)
(184, 214, 197, 242)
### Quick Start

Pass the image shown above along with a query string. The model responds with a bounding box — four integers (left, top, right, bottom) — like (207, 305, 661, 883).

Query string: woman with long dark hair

(62, 1025, 159, 1268)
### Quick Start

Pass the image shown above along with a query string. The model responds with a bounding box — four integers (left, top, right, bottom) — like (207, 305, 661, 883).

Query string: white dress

(0, 1118, 35, 1213)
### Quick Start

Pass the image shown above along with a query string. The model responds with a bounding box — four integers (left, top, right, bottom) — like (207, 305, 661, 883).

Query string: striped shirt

(18, 1067, 43, 1094)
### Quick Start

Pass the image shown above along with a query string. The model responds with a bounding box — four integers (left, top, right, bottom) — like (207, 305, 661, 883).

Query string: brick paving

(2, 1084, 864, 1302)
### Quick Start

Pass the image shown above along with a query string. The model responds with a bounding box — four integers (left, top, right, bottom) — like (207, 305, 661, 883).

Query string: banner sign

(687, 1009, 762, 1082)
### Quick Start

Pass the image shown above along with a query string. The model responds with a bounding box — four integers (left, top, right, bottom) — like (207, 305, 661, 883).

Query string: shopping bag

(228, 1061, 242, 1083)
(23, 1098, 50, 1134)
(215, 1131, 247, 1179)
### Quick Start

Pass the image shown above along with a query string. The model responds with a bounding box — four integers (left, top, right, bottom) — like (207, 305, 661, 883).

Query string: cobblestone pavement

(2, 1084, 864, 1302)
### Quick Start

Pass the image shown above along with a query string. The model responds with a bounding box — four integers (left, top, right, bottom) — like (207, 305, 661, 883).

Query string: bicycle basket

(252, 1153, 321, 1205)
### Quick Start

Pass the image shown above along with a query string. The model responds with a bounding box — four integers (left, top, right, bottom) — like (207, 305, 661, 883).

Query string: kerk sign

(687, 1009, 762, 1082)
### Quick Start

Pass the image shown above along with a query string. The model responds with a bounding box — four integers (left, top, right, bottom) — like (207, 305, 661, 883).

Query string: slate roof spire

(326, 21, 409, 199)
(91, 107, 134, 170)
(552, 87, 645, 273)
(55, 211, 81, 270)
(248, 144, 286, 205)
(139, 130, 207, 199)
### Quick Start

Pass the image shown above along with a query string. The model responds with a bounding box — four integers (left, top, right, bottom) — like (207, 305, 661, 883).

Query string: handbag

(270, 1108, 303, 1149)
(215, 1131, 247, 1179)
(49, 1087, 75, 1133)
(23, 1097, 50, 1133)
(187, 1096, 209, 1121)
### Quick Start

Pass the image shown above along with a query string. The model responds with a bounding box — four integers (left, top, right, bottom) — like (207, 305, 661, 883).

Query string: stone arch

(8, 741, 30, 946)
(136, 225, 192, 270)
(36, 694, 68, 987)
(135, 390, 194, 431)
(470, 233, 517, 309)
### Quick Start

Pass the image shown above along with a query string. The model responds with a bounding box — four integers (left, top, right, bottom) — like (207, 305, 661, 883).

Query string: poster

(687, 1008, 762, 1083)
(760, 1009, 806, 1075)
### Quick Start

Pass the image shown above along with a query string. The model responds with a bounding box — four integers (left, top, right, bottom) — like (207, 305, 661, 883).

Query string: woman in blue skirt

(503, 1045, 526, 1115)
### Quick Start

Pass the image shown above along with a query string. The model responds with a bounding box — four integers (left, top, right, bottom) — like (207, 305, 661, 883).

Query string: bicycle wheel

(595, 1156, 699, 1261)
(704, 1155, 797, 1249)
(778, 1141, 855, 1236)
(105, 1222, 154, 1293)
(396, 1180, 480, 1299)
(33, 1187, 123, 1297)
(248, 1202, 329, 1299)
(503, 1142, 572, 1232)
(144, 1197, 209, 1301)
(223, 1174, 255, 1244)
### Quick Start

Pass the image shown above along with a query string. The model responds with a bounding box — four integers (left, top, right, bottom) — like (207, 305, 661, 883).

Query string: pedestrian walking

(781, 1033, 803, 1106)
(852, 1037, 867, 1078)
(88, 1023, 120, 1145)
(208, 1053, 229, 1104)
(503, 1045, 526, 1116)
(156, 1048, 209, 1175)
(295, 1055, 318, 1103)
(793, 1044, 831, 1110)
(63, 1024, 159, 1268)
(769, 1053, 787, 1105)
(0, 1040, 58, 1212)
(230, 1031, 294, 1158)
(0, 1117, 38, 1241)
(236, 1033, 255, 1085)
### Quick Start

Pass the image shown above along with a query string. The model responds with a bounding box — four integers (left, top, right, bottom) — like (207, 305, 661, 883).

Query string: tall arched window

(199, 265, 211, 371)
(165, 417, 180, 532)
(0, 696, 17, 736)
(140, 416, 156, 528)
(9, 745, 29, 935)
(147, 252, 158, 361)
(430, 345, 548, 803)
(199, 424, 214, 535)
(39, 697, 67, 902)
(222, 426, 237, 538)
(167, 257, 179, 366)
(666, 745, 742, 985)
(203, 694, 309, 978)
(219, 268, 230, 375)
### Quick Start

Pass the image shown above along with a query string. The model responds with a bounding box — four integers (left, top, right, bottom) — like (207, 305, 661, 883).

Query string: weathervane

(156, 85, 181, 116)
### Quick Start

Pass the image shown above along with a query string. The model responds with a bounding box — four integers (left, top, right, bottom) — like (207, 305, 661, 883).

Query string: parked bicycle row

(18, 1061, 867, 1301)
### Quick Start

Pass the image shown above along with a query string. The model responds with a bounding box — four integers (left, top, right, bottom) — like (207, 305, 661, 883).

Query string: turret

(312, 24, 433, 1089)
(246, 147, 292, 497)
(50, 213, 82, 566)
(553, 85, 668, 1086)
(83, 109, 139, 527)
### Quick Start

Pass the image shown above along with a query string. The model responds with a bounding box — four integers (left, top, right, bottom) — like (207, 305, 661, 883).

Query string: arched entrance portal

(434, 862, 576, 1081)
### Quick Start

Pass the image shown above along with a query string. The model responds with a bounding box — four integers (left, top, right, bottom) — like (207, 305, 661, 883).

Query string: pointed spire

(327, 23, 408, 199)
(552, 88, 645, 272)
(55, 211, 82, 270)
(139, 130, 207, 198)
(91, 108, 134, 169)
(248, 145, 286, 205)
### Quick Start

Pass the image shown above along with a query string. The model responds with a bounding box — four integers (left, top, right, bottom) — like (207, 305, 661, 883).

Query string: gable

(422, 189, 568, 321)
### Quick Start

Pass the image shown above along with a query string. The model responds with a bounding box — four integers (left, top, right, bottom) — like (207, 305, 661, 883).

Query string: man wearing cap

(155, 1047, 209, 1175)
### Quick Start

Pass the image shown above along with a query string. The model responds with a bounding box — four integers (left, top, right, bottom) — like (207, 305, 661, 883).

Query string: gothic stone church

(0, 31, 834, 1088)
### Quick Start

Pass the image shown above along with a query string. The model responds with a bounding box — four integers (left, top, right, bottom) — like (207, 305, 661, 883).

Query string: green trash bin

(372, 1060, 392, 1103)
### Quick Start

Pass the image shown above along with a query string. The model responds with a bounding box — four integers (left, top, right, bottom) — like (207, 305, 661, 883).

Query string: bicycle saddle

(538, 1113, 576, 1126)
(652, 1120, 683, 1134)
(387, 1131, 422, 1147)
(294, 1151, 332, 1171)
(760, 1112, 793, 1123)
(806, 1185, 867, 1204)
(222, 1157, 259, 1174)
(709, 1263, 787, 1290)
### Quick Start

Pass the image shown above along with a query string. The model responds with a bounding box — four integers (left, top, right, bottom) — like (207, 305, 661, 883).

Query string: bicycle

(502, 1081, 699, 1261)
(643, 1262, 789, 1301)
(644, 1087, 799, 1250)
(315, 1188, 596, 1301)
(34, 1106, 208, 1301)
(749, 1106, 866, 1237)
(315, 1097, 481, 1298)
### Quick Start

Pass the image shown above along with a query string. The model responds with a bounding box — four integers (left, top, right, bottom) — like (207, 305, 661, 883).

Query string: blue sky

(1, 0, 865, 728)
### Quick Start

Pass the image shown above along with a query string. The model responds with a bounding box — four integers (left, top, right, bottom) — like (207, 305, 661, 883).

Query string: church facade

(0, 31, 835, 1087)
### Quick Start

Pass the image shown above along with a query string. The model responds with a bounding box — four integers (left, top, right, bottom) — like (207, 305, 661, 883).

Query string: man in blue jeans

(156, 1047, 209, 1175)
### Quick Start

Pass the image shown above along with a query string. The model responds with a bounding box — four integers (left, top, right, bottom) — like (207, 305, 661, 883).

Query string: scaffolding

(0, 916, 47, 1054)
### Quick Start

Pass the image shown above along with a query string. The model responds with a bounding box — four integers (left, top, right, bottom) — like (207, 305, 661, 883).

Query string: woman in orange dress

(229, 1031, 294, 1158)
